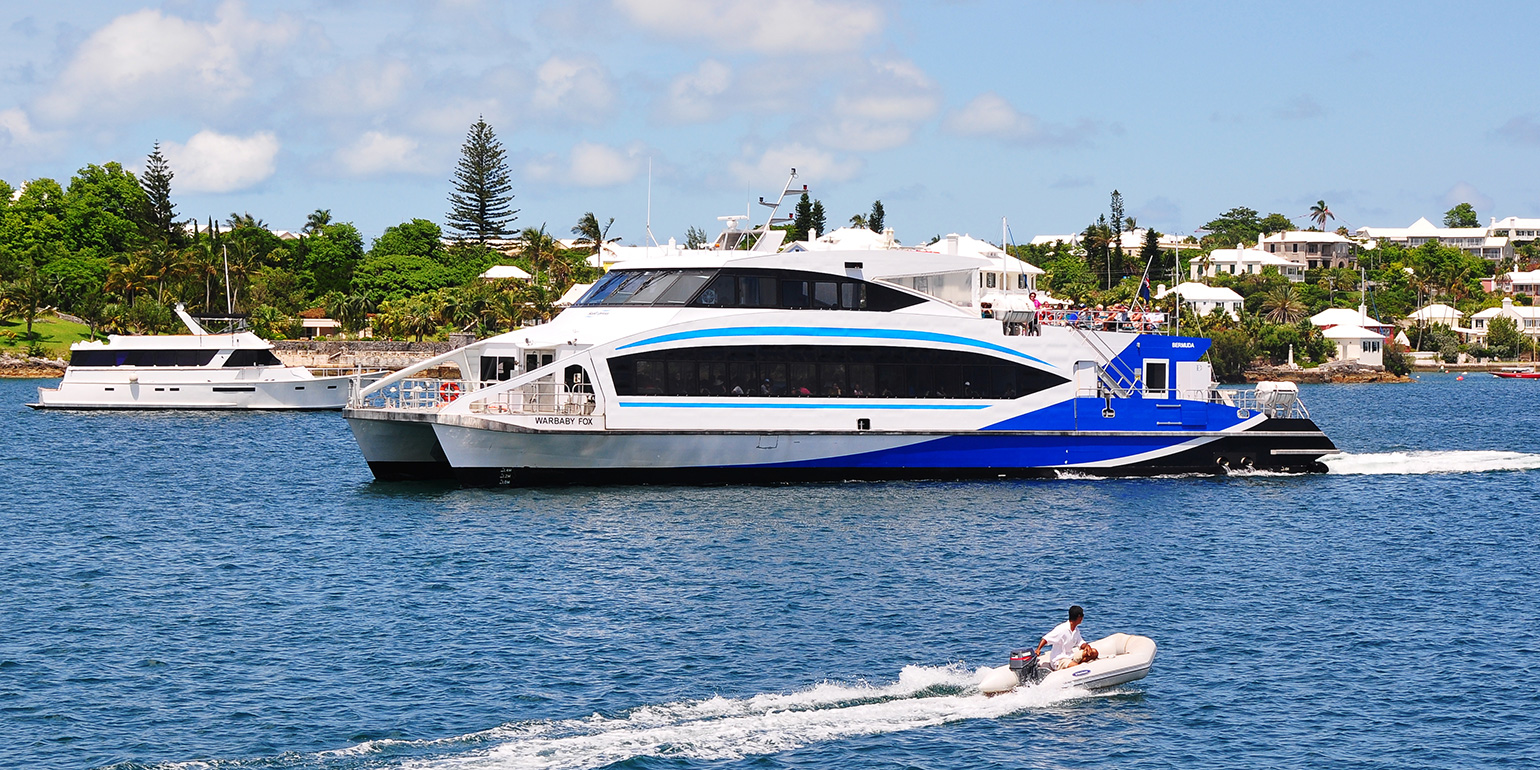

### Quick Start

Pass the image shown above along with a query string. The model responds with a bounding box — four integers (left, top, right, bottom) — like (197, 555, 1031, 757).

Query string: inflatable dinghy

(979, 633, 1156, 695)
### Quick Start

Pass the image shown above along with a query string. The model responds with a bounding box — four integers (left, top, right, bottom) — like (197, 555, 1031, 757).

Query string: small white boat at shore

(29, 305, 367, 410)
(979, 633, 1157, 695)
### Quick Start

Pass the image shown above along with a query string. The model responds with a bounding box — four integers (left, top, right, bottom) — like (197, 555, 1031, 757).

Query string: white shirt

(1042, 620, 1084, 665)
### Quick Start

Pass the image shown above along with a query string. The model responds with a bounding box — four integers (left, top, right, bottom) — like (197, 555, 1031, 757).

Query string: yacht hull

(32, 374, 355, 410)
(430, 415, 1335, 487)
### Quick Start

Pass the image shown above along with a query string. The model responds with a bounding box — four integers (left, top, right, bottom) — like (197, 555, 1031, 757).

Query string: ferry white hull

(344, 409, 452, 479)
(33, 371, 355, 410)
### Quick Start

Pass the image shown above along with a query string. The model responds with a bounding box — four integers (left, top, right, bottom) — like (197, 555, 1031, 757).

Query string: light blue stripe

(616, 401, 991, 410)
(614, 326, 1055, 368)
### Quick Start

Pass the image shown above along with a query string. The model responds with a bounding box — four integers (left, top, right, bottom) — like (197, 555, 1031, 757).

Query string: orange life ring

(439, 381, 462, 402)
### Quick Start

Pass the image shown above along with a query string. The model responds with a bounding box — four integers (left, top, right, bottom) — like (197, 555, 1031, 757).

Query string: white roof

(1157, 282, 1243, 302)
(1409, 303, 1463, 322)
(1503, 270, 1540, 284)
(1322, 324, 1386, 340)
(1206, 247, 1296, 266)
(1472, 303, 1540, 319)
(1259, 230, 1355, 244)
(1491, 216, 1540, 230)
(480, 264, 532, 280)
(555, 282, 593, 307)
(798, 226, 900, 251)
(1312, 307, 1386, 328)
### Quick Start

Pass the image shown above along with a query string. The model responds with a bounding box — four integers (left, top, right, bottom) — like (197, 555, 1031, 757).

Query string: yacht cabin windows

(574, 269, 923, 312)
(222, 349, 284, 367)
(70, 349, 220, 367)
(608, 345, 1068, 400)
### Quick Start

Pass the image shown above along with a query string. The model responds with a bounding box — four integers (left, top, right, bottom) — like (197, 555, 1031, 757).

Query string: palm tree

(570, 212, 615, 256)
(303, 209, 332, 235)
(848, 214, 867, 229)
(1124, 215, 1138, 233)
(1261, 284, 1308, 324)
(1308, 200, 1334, 232)
(226, 211, 268, 230)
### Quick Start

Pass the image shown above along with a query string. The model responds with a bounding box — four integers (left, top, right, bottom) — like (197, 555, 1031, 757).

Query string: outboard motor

(1009, 649, 1045, 685)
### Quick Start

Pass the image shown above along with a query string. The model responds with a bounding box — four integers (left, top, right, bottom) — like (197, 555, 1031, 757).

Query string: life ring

(439, 381, 462, 402)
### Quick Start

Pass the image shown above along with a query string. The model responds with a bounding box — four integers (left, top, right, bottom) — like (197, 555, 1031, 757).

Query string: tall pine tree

(446, 117, 518, 244)
(141, 142, 180, 246)
(810, 200, 827, 239)
(791, 193, 813, 242)
(867, 200, 885, 233)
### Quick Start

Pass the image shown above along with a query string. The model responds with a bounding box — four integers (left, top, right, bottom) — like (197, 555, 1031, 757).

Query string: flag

(1138, 275, 1151, 301)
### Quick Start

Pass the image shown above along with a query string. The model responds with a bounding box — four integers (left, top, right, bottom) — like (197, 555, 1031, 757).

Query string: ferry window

(694, 274, 737, 307)
(601, 270, 658, 304)
(738, 276, 778, 307)
(624, 271, 682, 305)
(782, 280, 810, 308)
(813, 281, 839, 309)
(576, 271, 630, 305)
(841, 282, 861, 310)
(1144, 360, 1169, 397)
(608, 345, 1067, 400)
(656, 271, 714, 305)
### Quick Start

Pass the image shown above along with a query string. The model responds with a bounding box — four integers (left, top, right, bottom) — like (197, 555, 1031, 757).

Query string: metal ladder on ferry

(1068, 325, 1141, 397)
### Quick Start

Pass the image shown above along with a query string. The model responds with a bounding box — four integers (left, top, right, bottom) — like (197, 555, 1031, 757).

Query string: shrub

(1383, 342, 1412, 376)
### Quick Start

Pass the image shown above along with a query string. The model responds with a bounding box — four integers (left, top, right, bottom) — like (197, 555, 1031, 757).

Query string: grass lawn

(0, 314, 97, 358)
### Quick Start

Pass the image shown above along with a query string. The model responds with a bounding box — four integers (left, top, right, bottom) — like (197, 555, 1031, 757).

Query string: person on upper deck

(1033, 605, 1099, 670)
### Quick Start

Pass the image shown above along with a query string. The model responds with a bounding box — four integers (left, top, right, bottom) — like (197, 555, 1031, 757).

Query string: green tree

(139, 142, 180, 246)
(1486, 315, 1524, 358)
(64, 163, 150, 259)
(1443, 202, 1479, 228)
(1261, 284, 1308, 324)
(791, 193, 813, 242)
(1259, 212, 1295, 234)
(372, 219, 445, 261)
(1308, 200, 1334, 231)
(867, 200, 885, 233)
(303, 222, 364, 296)
(352, 254, 459, 306)
(810, 200, 827, 238)
(685, 226, 709, 249)
(303, 208, 332, 235)
(1201, 206, 1261, 248)
(446, 117, 518, 243)
(1207, 328, 1254, 383)
(0, 254, 49, 338)
(849, 214, 867, 229)
(571, 212, 615, 255)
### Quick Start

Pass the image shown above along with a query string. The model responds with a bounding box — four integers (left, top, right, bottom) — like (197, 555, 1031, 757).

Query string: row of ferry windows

(575, 269, 923, 312)
(69, 349, 284, 367)
(607, 345, 1067, 400)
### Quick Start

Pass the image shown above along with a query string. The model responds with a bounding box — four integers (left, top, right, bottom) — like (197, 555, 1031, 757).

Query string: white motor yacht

(30, 306, 363, 410)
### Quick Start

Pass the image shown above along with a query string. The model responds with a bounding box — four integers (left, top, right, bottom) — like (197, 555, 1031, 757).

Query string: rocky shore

(0, 353, 66, 378)
(1243, 362, 1412, 384)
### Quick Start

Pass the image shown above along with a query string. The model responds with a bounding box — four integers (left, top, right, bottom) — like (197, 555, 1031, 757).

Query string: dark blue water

(3, 374, 1536, 770)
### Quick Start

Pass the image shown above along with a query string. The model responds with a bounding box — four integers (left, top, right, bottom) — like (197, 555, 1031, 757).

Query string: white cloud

(306, 59, 416, 116)
(1496, 115, 1540, 146)
(659, 59, 733, 123)
(34, 3, 296, 123)
(614, 0, 883, 54)
(337, 131, 430, 176)
(729, 142, 863, 188)
(532, 56, 617, 122)
(527, 141, 645, 188)
(0, 109, 52, 149)
(1441, 182, 1493, 215)
(944, 92, 1091, 145)
(815, 58, 939, 151)
(162, 130, 280, 193)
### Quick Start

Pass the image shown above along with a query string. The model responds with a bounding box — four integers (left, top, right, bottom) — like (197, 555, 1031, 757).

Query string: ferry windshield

(574, 269, 924, 312)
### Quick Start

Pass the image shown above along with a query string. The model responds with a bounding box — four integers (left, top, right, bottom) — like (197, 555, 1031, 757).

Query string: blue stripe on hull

(737, 431, 1211, 470)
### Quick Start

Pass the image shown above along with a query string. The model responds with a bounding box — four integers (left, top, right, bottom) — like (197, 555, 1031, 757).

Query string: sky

(2, 0, 1538, 246)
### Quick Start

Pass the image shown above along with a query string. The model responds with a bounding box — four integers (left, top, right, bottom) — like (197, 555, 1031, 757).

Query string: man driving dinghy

(1033, 605, 1099, 671)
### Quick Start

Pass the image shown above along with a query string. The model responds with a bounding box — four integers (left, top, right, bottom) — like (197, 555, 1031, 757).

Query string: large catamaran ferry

(345, 179, 1337, 486)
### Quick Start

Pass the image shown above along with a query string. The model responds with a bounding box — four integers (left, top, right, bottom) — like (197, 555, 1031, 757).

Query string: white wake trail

(1323, 450, 1540, 475)
(382, 665, 1102, 770)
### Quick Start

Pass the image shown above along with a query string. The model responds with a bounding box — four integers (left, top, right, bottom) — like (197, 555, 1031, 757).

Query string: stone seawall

(272, 340, 457, 371)
(0, 354, 66, 378)
(1243, 363, 1412, 384)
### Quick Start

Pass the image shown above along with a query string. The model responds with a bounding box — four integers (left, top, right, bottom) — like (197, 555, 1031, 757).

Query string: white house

(1029, 228, 1189, 253)
(1311, 306, 1395, 336)
(1470, 297, 1540, 340)
(920, 233, 1042, 292)
(1487, 216, 1540, 242)
(1258, 231, 1357, 270)
(1485, 270, 1540, 296)
(1157, 282, 1244, 320)
(1357, 217, 1513, 261)
(479, 264, 532, 281)
(1322, 324, 1386, 366)
(1191, 247, 1304, 282)
(787, 226, 902, 252)
(1407, 303, 1466, 331)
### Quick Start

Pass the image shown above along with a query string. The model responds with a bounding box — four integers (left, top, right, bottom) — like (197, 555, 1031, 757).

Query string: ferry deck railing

(350, 376, 597, 416)
(1072, 387, 1311, 420)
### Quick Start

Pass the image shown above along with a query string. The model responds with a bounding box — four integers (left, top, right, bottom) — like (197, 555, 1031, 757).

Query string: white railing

(351, 378, 483, 410)
(466, 376, 598, 416)
(1071, 386, 1308, 417)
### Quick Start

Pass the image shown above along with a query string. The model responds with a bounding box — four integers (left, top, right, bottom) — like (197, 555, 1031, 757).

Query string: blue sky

(3, 0, 1537, 245)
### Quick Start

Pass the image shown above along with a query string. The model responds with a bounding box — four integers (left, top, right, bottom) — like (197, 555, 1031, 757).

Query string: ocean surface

(2, 373, 1536, 770)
